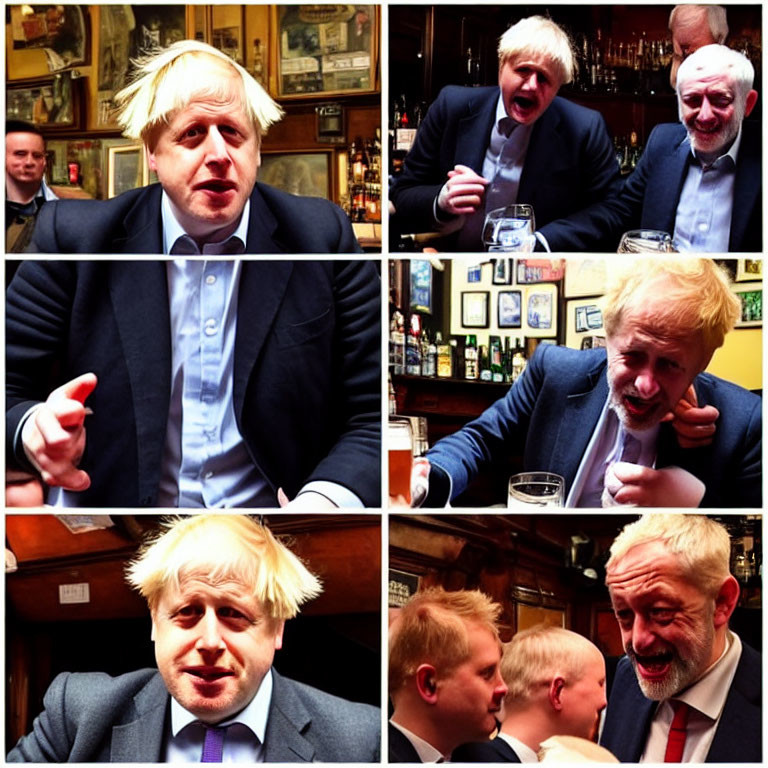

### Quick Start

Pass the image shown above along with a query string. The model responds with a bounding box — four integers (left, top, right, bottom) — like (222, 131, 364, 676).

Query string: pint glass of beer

(389, 417, 414, 505)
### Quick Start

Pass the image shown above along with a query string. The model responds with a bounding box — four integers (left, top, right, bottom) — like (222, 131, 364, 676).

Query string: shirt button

(204, 471, 214, 480)
(206, 274, 216, 285)
(204, 318, 218, 335)
(698, 223, 708, 232)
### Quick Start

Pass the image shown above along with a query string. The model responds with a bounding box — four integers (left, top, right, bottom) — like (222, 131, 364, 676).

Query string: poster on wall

(9, 5, 87, 71)
(410, 259, 433, 314)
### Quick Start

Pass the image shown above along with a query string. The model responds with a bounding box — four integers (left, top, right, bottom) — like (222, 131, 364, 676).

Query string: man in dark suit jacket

(26, 39, 359, 255)
(599, 514, 761, 762)
(600, 44, 760, 252)
(6, 260, 380, 507)
(390, 16, 621, 252)
(420, 259, 760, 508)
(453, 626, 606, 763)
(8, 515, 381, 762)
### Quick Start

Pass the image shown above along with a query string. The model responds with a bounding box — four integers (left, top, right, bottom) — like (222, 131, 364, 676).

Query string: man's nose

(493, 673, 508, 701)
(204, 127, 231, 165)
(195, 609, 225, 652)
(630, 615, 656, 653)
(523, 73, 538, 90)
(634, 368, 660, 398)
(697, 97, 716, 123)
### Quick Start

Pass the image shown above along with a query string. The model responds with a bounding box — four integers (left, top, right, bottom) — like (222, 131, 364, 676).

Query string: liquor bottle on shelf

(436, 332, 453, 378)
(512, 337, 527, 382)
(390, 309, 405, 375)
(489, 336, 504, 382)
(406, 314, 422, 376)
(464, 335, 479, 380)
(422, 331, 437, 377)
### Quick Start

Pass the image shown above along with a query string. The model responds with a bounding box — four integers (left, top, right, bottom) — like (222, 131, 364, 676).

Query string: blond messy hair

(389, 587, 502, 693)
(502, 625, 600, 704)
(498, 16, 576, 86)
(115, 40, 284, 143)
(606, 514, 732, 597)
(602, 258, 740, 353)
(125, 514, 322, 620)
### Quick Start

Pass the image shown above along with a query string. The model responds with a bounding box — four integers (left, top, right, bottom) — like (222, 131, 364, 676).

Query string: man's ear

(713, 575, 740, 628)
(415, 664, 439, 704)
(744, 89, 758, 118)
(273, 619, 285, 651)
(548, 676, 565, 711)
(150, 612, 157, 642)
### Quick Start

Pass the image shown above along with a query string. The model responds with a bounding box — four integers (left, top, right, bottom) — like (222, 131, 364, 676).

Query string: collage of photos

(3, 2, 764, 765)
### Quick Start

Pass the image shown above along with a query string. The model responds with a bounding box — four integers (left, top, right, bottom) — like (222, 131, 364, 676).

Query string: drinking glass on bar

(508, 472, 565, 507)
(482, 204, 535, 252)
(389, 417, 414, 506)
(617, 229, 674, 253)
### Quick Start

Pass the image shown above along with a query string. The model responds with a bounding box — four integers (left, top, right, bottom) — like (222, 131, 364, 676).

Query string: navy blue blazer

(6, 260, 381, 507)
(600, 644, 761, 762)
(605, 120, 762, 252)
(27, 182, 362, 254)
(453, 736, 522, 762)
(390, 86, 622, 251)
(7, 669, 381, 762)
(389, 722, 423, 762)
(425, 345, 761, 508)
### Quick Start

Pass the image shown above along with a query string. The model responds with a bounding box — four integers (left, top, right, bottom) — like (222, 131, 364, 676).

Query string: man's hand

(437, 164, 488, 216)
(21, 373, 97, 491)
(277, 488, 337, 510)
(662, 384, 718, 449)
(603, 462, 706, 507)
(6, 470, 45, 507)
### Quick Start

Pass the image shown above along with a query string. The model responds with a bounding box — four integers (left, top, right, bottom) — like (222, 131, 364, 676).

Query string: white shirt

(498, 731, 539, 763)
(165, 668, 273, 762)
(389, 720, 447, 763)
(640, 631, 742, 762)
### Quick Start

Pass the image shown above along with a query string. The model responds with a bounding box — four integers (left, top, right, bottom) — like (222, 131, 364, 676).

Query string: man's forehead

(606, 541, 686, 590)
(681, 71, 734, 94)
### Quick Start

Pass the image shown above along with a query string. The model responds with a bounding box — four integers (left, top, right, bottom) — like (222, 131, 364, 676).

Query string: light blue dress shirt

(165, 668, 272, 762)
(673, 129, 741, 253)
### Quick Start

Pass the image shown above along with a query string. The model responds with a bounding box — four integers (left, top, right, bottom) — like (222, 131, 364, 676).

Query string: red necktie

(664, 700, 691, 762)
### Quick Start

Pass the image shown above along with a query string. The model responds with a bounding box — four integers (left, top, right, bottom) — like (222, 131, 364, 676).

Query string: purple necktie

(201, 725, 227, 762)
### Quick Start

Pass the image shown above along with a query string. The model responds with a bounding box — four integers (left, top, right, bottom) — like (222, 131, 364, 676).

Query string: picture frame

(733, 282, 762, 328)
(260, 150, 334, 200)
(517, 258, 565, 285)
(211, 6, 245, 66)
(274, 5, 379, 98)
(498, 290, 522, 329)
(6, 72, 81, 131)
(564, 258, 608, 298)
(565, 297, 604, 349)
(461, 291, 489, 329)
(524, 284, 557, 334)
(736, 259, 763, 282)
(492, 258, 512, 285)
(107, 144, 149, 198)
(410, 259, 432, 315)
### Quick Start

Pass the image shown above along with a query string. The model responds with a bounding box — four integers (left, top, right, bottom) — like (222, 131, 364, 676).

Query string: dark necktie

(664, 700, 690, 762)
(201, 725, 228, 762)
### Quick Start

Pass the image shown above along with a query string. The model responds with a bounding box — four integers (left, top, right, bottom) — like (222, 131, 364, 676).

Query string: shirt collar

(495, 94, 518, 137)
(389, 720, 447, 762)
(161, 190, 250, 254)
(688, 125, 742, 168)
(674, 630, 742, 721)
(497, 731, 539, 763)
(170, 667, 273, 743)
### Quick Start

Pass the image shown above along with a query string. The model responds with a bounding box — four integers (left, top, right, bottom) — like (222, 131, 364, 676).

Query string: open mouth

(623, 394, 656, 417)
(634, 651, 673, 679)
(184, 666, 233, 683)
(513, 95, 536, 111)
(195, 180, 237, 193)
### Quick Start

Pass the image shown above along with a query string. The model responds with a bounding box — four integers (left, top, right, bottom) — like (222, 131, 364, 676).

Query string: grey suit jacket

(7, 668, 380, 762)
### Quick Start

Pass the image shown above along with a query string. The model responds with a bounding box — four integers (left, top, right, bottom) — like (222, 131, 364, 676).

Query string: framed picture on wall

(733, 282, 762, 327)
(564, 258, 608, 297)
(517, 258, 565, 284)
(524, 284, 557, 331)
(260, 150, 334, 200)
(736, 260, 763, 282)
(410, 259, 432, 314)
(492, 258, 512, 285)
(6, 72, 81, 130)
(461, 291, 489, 328)
(274, 5, 378, 98)
(565, 297, 604, 348)
(107, 144, 148, 198)
(498, 290, 522, 328)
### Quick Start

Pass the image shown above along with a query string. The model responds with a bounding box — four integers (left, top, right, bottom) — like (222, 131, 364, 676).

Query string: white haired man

(7, 515, 380, 762)
(600, 514, 760, 762)
(606, 43, 759, 251)
(669, 5, 728, 87)
(454, 626, 607, 762)
(27, 40, 359, 253)
(390, 15, 621, 252)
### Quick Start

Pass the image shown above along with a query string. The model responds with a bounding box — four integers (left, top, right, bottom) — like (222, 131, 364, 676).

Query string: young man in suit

(454, 626, 607, 762)
(417, 258, 760, 508)
(388, 588, 508, 762)
(600, 514, 760, 762)
(390, 16, 621, 252)
(7, 515, 381, 762)
(27, 40, 360, 254)
(607, 44, 760, 251)
(7, 260, 381, 508)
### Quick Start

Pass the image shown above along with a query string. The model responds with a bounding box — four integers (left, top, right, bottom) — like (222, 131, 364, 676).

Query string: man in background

(390, 16, 621, 252)
(5, 120, 57, 253)
(601, 514, 760, 762)
(454, 626, 607, 762)
(8, 514, 380, 762)
(669, 5, 728, 87)
(389, 588, 508, 762)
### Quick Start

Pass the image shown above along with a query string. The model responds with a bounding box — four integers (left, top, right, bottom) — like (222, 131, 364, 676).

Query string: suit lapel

(647, 135, 690, 234)
(245, 184, 282, 253)
(547, 362, 609, 492)
(113, 184, 164, 253)
(730, 123, 761, 250)
(519, 103, 563, 203)
(456, 88, 499, 173)
(110, 674, 169, 762)
(263, 672, 316, 762)
(233, 261, 294, 417)
(109, 262, 172, 504)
